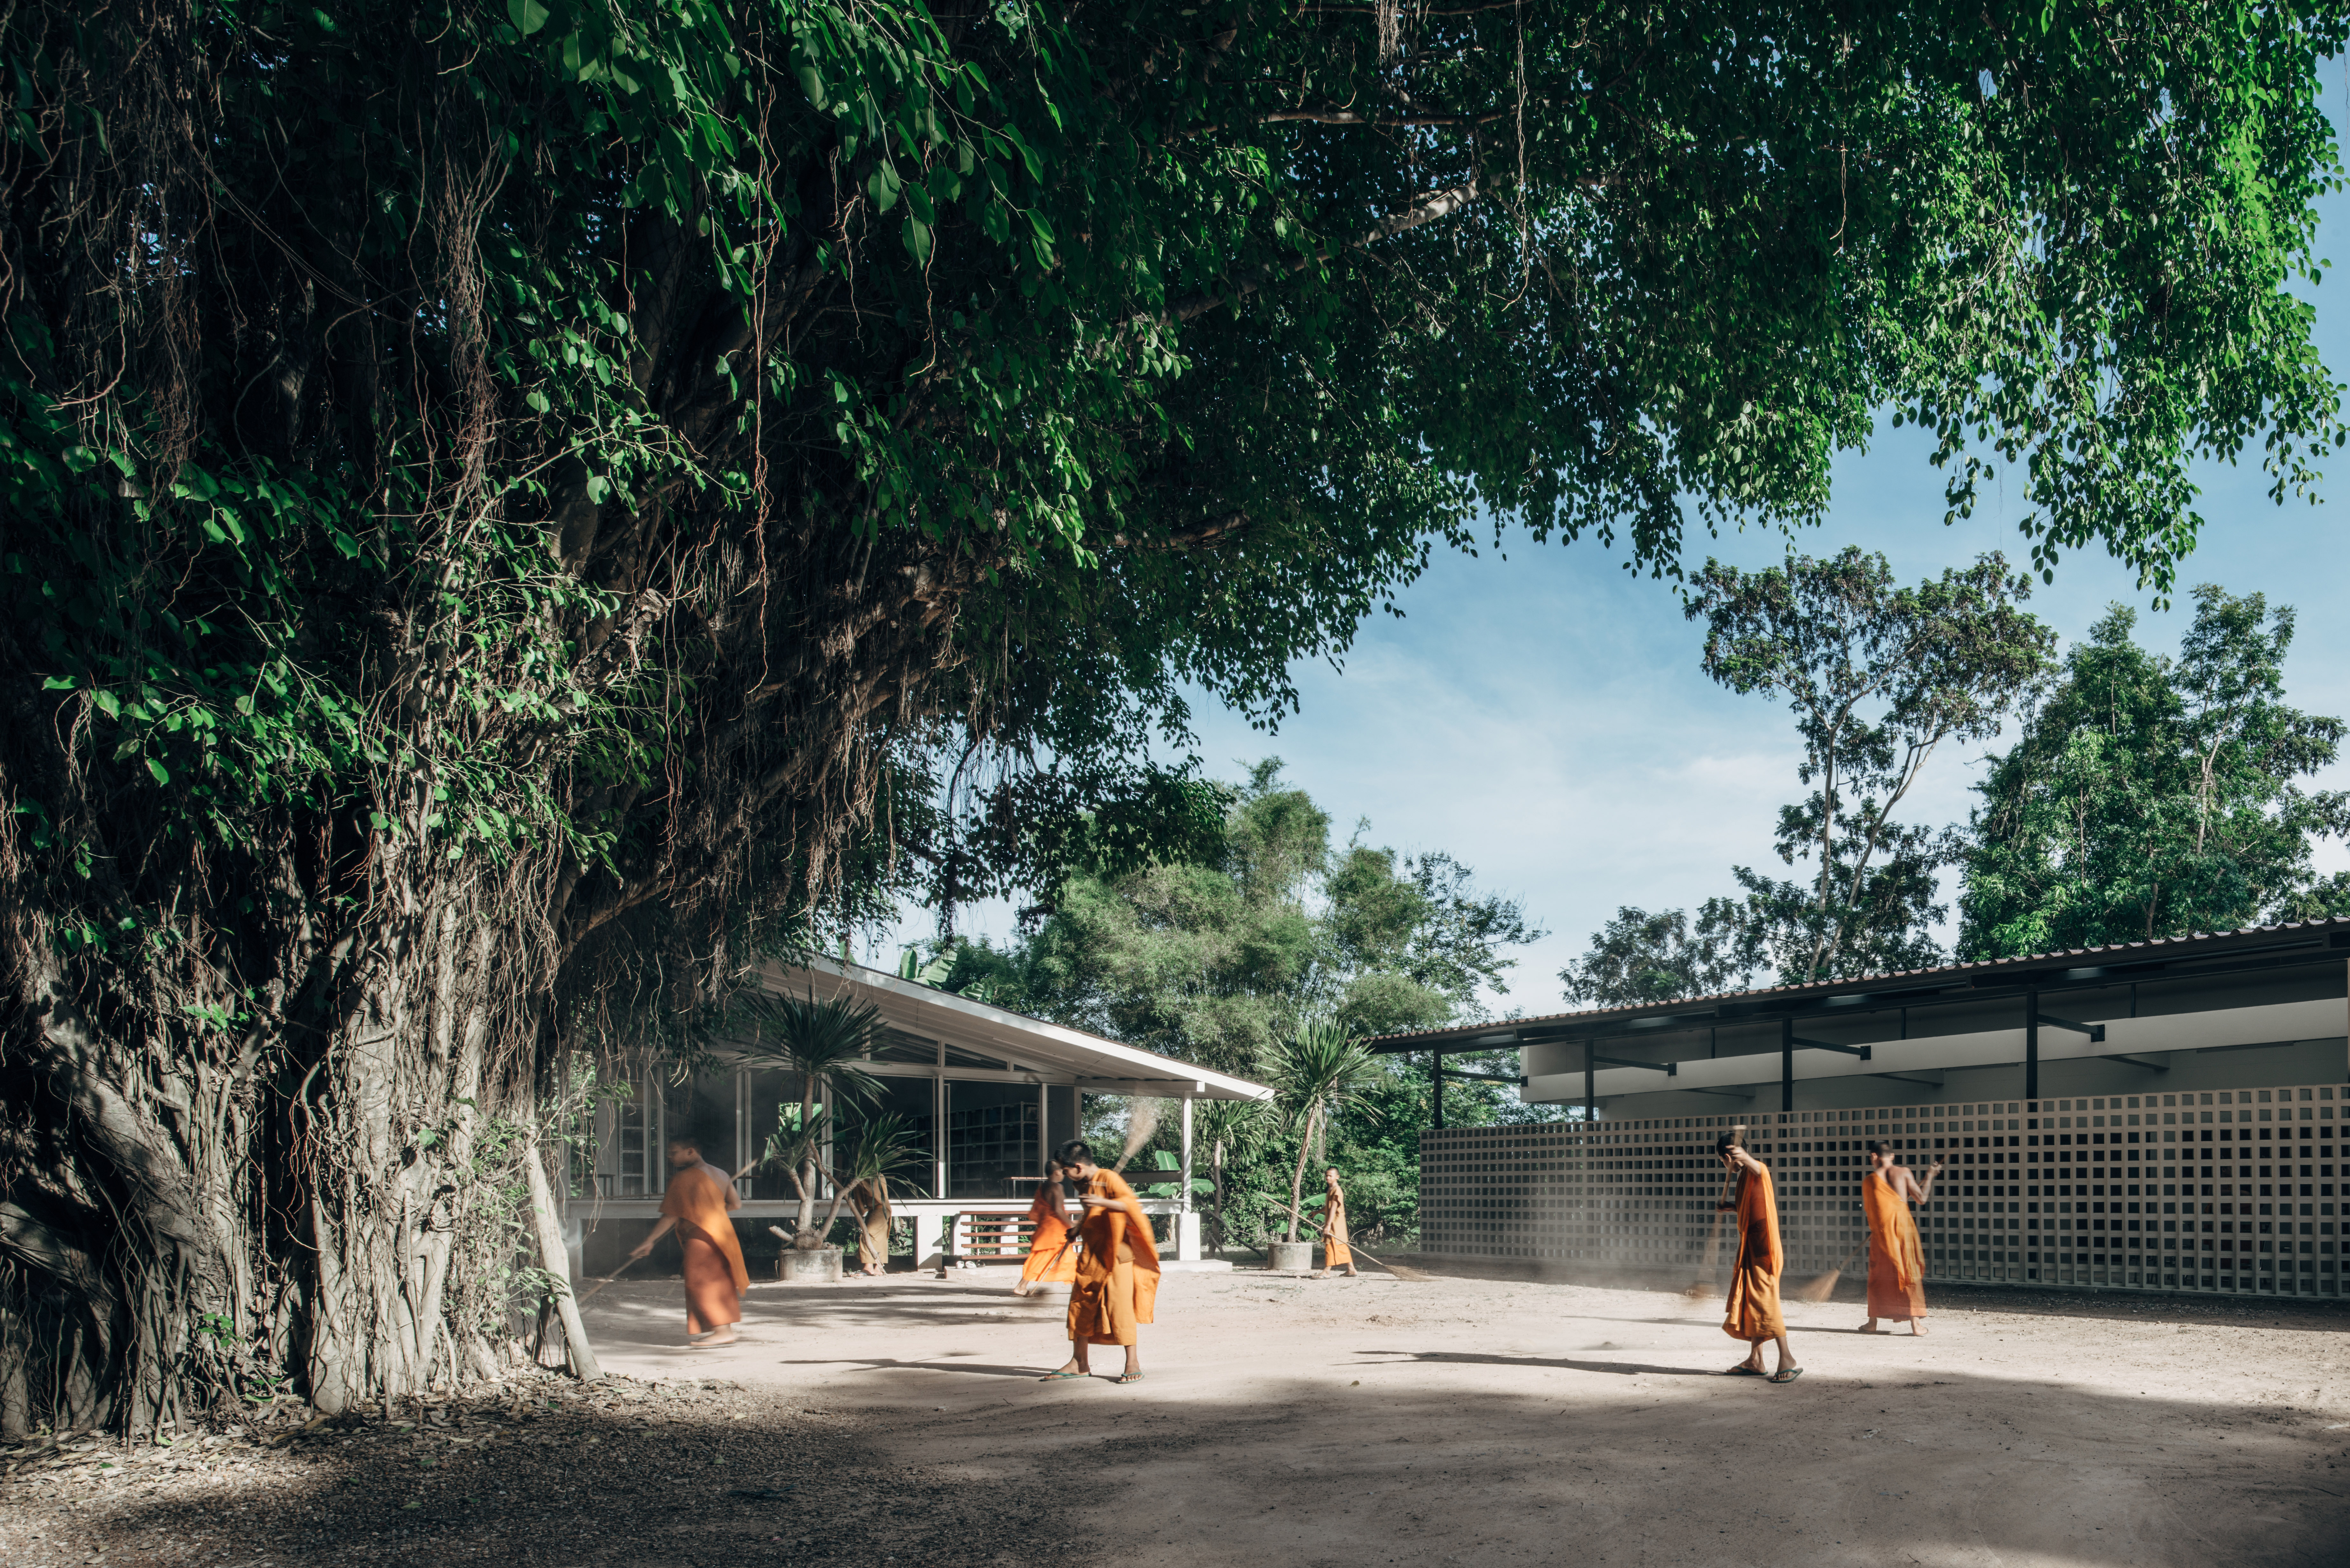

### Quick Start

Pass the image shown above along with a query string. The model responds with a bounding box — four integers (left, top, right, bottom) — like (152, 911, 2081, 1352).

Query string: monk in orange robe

(1716, 1131, 1799, 1382)
(1015, 1162, 1079, 1295)
(1318, 1167, 1358, 1277)
(1861, 1142, 1942, 1335)
(629, 1138, 750, 1345)
(1044, 1140, 1160, 1384)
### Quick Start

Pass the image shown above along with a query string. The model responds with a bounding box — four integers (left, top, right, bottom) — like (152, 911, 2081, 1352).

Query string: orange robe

(1862, 1169, 1928, 1321)
(661, 1165, 748, 1334)
(1722, 1162, 1785, 1344)
(1321, 1187, 1353, 1269)
(1019, 1184, 1078, 1286)
(1066, 1169, 1161, 1346)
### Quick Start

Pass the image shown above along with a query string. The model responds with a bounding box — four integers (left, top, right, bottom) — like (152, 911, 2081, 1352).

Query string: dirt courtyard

(582, 1263, 2350, 1568)
(4, 1265, 2345, 1568)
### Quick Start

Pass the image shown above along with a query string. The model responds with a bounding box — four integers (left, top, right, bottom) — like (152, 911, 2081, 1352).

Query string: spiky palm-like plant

(1269, 1021, 1381, 1244)
(741, 990, 884, 1249)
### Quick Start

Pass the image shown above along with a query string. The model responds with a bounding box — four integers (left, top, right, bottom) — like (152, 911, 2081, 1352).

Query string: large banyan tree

(2, 0, 2343, 1430)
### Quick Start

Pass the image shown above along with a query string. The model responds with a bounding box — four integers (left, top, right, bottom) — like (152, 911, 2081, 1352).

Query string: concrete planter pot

(1267, 1241, 1315, 1273)
(777, 1247, 845, 1283)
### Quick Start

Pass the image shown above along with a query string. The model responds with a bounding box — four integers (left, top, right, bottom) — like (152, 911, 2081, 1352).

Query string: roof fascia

(1369, 929, 2350, 1055)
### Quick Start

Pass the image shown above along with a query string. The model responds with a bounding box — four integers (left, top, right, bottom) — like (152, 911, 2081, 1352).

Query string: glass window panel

(840, 1076, 939, 1199)
(944, 1044, 1009, 1070)
(745, 1069, 809, 1202)
(947, 1079, 1041, 1198)
(664, 1074, 737, 1192)
(584, 1081, 654, 1198)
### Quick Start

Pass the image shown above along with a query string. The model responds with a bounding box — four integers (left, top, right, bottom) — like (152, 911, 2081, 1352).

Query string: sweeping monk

(1043, 1139, 1160, 1384)
(1318, 1167, 1358, 1278)
(628, 1138, 749, 1345)
(1860, 1143, 1942, 1335)
(1015, 1161, 1079, 1296)
(1717, 1130, 1799, 1382)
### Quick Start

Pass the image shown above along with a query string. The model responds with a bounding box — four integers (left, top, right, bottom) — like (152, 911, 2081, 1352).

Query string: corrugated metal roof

(1367, 915, 2350, 1047)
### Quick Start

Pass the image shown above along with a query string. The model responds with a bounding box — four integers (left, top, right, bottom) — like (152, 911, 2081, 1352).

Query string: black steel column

(1432, 1051, 1444, 1130)
(1584, 1037, 1596, 1124)
(1780, 1016, 1794, 1113)
(2026, 988, 2039, 1104)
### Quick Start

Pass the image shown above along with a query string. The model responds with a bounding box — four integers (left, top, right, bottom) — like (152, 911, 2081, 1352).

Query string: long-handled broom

(574, 1250, 645, 1306)
(1266, 1197, 1435, 1281)
(1680, 1126, 1745, 1303)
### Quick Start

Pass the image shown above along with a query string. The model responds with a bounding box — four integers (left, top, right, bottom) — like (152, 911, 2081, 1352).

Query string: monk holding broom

(1042, 1139, 1160, 1384)
(1717, 1130, 1799, 1383)
(1014, 1159, 1079, 1296)
(1317, 1167, 1359, 1278)
(1860, 1142, 1941, 1335)
(628, 1138, 749, 1346)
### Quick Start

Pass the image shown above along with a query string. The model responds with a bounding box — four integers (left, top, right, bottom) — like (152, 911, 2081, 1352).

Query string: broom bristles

(1794, 1242, 1866, 1303)
(1112, 1097, 1160, 1172)
(1793, 1267, 1843, 1304)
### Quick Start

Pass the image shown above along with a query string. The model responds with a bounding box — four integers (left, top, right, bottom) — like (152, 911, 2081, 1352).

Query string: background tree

(1959, 590, 2350, 956)
(1687, 549, 2056, 985)
(996, 762, 1539, 1072)
(1560, 907, 1751, 1008)
(954, 761, 1540, 1250)
(6, 0, 2346, 1430)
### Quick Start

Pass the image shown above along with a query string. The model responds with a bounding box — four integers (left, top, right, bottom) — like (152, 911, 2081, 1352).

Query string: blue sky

(872, 114, 2350, 1019)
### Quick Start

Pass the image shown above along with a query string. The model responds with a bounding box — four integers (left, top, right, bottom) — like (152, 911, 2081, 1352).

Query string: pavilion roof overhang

(753, 956, 1273, 1102)
(1365, 918, 2350, 1061)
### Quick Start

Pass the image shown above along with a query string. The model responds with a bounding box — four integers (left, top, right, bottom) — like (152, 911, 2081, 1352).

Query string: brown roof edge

(1365, 916, 2350, 1051)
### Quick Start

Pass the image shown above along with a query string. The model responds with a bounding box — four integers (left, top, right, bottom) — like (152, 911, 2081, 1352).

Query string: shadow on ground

(2, 1380, 1097, 1568)
(936, 1362, 2350, 1568)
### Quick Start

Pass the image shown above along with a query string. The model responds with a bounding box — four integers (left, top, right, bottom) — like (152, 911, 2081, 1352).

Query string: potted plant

(740, 989, 883, 1280)
(1267, 1021, 1379, 1272)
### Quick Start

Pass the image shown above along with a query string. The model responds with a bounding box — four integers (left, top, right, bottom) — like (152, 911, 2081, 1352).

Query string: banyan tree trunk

(0, 864, 598, 1434)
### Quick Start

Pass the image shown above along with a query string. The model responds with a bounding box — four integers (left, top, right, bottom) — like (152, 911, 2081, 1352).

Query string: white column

(735, 1068, 750, 1193)
(933, 1063, 947, 1200)
(1180, 1096, 1195, 1213)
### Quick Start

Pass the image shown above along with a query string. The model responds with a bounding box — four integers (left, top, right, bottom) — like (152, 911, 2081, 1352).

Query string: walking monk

(1042, 1140, 1159, 1384)
(1860, 1143, 1942, 1335)
(1716, 1130, 1800, 1383)
(628, 1138, 749, 1346)
(1318, 1167, 1359, 1278)
(1015, 1160, 1079, 1296)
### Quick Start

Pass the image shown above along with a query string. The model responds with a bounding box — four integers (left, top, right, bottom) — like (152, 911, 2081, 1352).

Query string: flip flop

(1769, 1367, 1806, 1384)
(1725, 1364, 1766, 1376)
(1038, 1370, 1086, 1381)
(1114, 1372, 1145, 1385)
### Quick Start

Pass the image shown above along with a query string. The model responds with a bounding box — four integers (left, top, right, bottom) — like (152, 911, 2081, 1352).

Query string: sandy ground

(585, 1262, 2350, 1568)
(4, 1264, 2345, 1568)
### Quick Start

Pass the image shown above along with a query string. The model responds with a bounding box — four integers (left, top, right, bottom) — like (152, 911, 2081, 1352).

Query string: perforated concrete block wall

(1419, 1082, 2345, 1296)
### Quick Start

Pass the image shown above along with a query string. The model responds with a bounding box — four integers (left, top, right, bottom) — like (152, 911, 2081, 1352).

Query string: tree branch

(1167, 179, 1480, 322)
